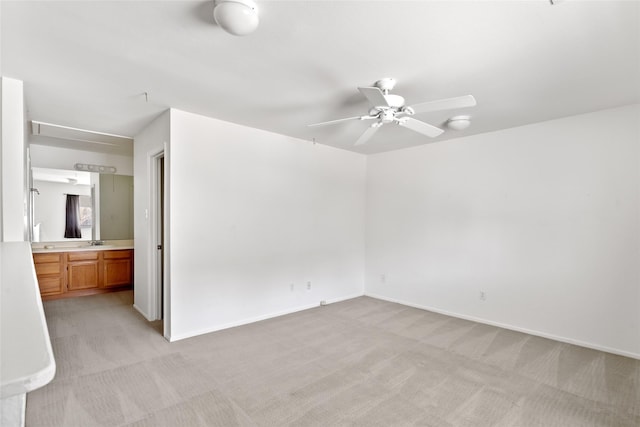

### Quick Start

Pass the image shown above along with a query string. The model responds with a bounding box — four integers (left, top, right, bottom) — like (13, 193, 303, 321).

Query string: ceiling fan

(308, 78, 476, 146)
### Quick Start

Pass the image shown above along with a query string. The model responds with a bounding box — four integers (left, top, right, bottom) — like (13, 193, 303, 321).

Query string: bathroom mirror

(31, 167, 133, 242)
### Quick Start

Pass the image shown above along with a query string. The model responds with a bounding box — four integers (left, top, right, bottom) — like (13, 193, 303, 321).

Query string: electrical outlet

(290, 283, 294, 292)
(320, 300, 327, 306)
(307, 281, 312, 291)
(381, 273, 386, 283)
(480, 291, 486, 301)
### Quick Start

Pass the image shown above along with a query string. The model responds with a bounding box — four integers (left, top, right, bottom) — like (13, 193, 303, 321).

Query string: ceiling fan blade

(308, 116, 363, 127)
(397, 117, 444, 138)
(354, 124, 381, 146)
(409, 95, 476, 114)
(358, 86, 389, 107)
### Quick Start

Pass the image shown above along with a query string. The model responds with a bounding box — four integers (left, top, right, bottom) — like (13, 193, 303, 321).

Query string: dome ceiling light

(446, 115, 472, 131)
(213, 0, 259, 36)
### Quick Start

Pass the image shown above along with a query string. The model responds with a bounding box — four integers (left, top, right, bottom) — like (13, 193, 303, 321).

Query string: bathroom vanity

(32, 242, 133, 300)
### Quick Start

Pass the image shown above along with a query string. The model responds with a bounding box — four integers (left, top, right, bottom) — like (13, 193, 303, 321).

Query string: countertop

(31, 240, 134, 253)
(0, 242, 56, 398)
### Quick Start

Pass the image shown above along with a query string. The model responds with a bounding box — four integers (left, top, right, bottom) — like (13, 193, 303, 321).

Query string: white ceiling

(2, 1, 639, 155)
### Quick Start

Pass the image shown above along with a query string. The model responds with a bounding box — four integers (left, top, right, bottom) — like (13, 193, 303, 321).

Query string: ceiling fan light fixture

(213, 0, 259, 36)
(308, 78, 476, 146)
(446, 115, 472, 131)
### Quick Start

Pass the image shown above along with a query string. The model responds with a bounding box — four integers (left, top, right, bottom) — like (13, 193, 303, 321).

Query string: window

(79, 195, 92, 227)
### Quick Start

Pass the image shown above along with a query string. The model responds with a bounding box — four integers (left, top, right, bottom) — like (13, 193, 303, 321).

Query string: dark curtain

(64, 194, 82, 238)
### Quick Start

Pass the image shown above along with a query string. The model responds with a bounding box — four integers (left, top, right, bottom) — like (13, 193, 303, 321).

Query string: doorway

(150, 151, 167, 337)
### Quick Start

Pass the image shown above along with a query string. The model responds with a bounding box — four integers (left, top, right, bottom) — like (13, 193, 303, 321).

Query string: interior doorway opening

(150, 150, 167, 338)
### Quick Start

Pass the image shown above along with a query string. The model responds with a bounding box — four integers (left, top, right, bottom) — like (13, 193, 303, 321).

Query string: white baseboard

(365, 292, 640, 360)
(132, 304, 154, 321)
(321, 292, 365, 306)
(168, 292, 364, 342)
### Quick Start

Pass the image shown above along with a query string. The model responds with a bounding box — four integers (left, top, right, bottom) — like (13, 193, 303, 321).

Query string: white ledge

(0, 242, 56, 398)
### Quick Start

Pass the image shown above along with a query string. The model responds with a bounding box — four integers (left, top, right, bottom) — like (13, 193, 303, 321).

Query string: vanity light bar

(74, 163, 117, 174)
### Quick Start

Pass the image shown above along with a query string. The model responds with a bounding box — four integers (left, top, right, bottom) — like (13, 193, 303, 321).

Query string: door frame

(149, 149, 169, 338)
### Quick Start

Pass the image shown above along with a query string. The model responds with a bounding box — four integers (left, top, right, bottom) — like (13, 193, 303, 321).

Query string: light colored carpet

(26, 291, 639, 426)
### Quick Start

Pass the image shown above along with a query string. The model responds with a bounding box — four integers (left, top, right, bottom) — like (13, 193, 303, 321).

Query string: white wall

(167, 109, 366, 341)
(133, 110, 169, 324)
(0, 81, 3, 239)
(1, 77, 26, 241)
(0, 74, 30, 425)
(30, 144, 133, 175)
(365, 104, 640, 358)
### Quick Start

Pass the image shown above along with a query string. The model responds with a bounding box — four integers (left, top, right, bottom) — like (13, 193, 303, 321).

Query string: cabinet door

(103, 250, 133, 288)
(67, 261, 100, 290)
(33, 253, 65, 296)
(35, 262, 63, 276)
(68, 251, 99, 262)
(33, 253, 62, 264)
(103, 258, 132, 287)
(38, 276, 65, 295)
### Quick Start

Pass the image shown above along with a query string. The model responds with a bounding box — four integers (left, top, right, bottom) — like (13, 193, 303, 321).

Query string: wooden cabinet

(67, 251, 100, 290)
(33, 253, 65, 296)
(32, 249, 133, 300)
(103, 250, 133, 288)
